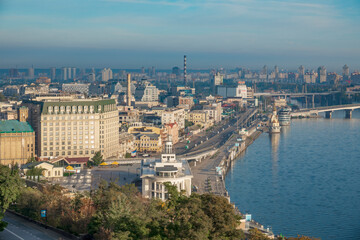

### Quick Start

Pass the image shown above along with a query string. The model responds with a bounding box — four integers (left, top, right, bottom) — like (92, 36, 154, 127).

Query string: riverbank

(190, 123, 275, 238)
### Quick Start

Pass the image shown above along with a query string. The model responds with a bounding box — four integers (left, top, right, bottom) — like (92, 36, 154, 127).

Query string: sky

(0, 0, 360, 71)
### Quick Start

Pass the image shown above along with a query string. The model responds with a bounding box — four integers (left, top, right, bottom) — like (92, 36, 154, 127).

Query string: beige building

(0, 120, 35, 166)
(164, 123, 179, 144)
(178, 96, 194, 110)
(119, 132, 136, 158)
(203, 102, 222, 122)
(23, 97, 119, 160)
(161, 108, 185, 130)
(187, 110, 210, 127)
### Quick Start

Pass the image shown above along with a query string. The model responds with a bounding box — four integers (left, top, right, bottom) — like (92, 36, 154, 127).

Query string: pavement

(189, 109, 260, 196)
(0, 211, 72, 240)
(50, 164, 141, 192)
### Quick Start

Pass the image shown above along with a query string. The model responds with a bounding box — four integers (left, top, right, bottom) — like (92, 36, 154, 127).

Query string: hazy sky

(0, 0, 360, 71)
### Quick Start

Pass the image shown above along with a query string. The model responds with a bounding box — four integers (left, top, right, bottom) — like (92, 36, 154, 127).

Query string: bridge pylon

(345, 109, 353, 119)
(325, 111, 333, 119)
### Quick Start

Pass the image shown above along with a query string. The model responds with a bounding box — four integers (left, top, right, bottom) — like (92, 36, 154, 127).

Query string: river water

(225, 110, 360, 240)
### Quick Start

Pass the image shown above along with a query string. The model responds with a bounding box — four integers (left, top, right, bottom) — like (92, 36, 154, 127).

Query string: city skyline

(1, 0, 360, 69)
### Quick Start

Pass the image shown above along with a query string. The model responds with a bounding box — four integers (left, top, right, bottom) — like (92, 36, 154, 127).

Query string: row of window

(43, 115, 96, 121)
(43, 136, 95, 141)
(43, 121, 95, 126)
(46, 104, 116, 114)
(43, 142, 95, 150)
(43, 150, 95, 157)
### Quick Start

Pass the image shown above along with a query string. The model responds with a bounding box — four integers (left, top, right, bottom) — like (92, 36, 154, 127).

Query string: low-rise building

(21, 161, 63, 178)
(141, 138, 192, 200)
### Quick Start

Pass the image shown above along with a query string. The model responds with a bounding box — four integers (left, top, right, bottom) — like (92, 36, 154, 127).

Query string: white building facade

(141, 139, 192, 201)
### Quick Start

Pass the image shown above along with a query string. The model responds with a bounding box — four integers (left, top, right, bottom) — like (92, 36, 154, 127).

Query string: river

(225, 110, 360, 240)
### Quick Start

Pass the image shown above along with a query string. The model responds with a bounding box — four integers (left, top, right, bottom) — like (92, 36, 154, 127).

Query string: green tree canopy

(89, 151, 103, 166)
(0, 166, 22, 231)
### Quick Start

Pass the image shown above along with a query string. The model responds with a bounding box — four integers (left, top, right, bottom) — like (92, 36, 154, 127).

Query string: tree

(90, 151, 103, 166)
(0, 166, 22, 231)
(249, 228, 271, 240)
(27, 156, 36, 163)
(0, 93, 6, 102)
(26, 167, 44, 181)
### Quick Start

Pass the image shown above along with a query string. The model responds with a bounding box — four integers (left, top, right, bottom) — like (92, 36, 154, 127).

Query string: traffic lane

(0, 211, 72, 240)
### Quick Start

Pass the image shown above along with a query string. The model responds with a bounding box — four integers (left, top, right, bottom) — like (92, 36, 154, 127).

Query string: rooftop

(0, 120, 34, 133)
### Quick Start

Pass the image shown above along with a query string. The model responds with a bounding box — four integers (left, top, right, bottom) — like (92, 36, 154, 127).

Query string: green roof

(0, 120, 34, 133)
(24, 99, 116, 114)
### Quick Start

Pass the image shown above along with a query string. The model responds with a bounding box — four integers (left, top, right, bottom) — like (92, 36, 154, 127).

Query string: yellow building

(134, 133, 162, 153)
(187, 110, 209, 127)
(23, 97, 119, 160)
(0, 120, 35, 166)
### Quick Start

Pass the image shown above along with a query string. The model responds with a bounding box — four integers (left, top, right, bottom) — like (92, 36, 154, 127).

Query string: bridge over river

(291, 103, 360, 118)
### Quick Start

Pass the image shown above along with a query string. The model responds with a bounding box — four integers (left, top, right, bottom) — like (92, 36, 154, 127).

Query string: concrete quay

(190, 123, 263, 197)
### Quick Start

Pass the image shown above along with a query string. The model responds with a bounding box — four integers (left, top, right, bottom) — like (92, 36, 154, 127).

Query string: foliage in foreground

(0, 165, 22, 231)
(88, 181, 244, 240)
(11, 179, 320, 240)
(12, 185, 94, 235)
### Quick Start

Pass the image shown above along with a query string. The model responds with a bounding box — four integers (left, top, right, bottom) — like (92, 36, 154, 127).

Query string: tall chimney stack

(127, 74, 131, 107)
(184, 55, 187, 86)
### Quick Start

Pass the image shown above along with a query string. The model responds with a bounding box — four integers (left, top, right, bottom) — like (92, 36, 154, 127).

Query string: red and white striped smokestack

(184, 55, 187, 86)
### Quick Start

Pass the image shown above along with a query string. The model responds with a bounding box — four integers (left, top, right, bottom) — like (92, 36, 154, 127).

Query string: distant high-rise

(298, 65, 305, 76)
(172, 66, 181, 76)
(28, 67, 34, 79)
(9, 68, 19, 78)
(184, 55, 187, 86)
(67, 67, 72, 79)
(262, 65, 268, 75)
(211, 72, 223, 95)
(50, 67, 56, 80)
(274, 65, 279, 80)
(101, 68, 113, 82)
(317, 66, 327, 83)
(298, 65, 305, 82)
(72, 68, 77, 79)
(343, 64, 350, 81)
(61, 67, 67, 81)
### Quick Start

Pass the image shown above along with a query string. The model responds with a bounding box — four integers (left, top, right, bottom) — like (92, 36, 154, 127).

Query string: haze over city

(1, 0, 360, 70)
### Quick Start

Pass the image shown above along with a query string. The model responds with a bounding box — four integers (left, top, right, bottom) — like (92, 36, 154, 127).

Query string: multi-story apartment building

(203, 102, 222, 123)
(187, 110, 209, 127)
(101, 68, 113, 82)
(23, 97, 119, 160)
(62, 83, 90, 94)
(134, 82, 159, 102)
(161, 108, 185, 130)
(178, 96, 194, 110)
(119, 132, 136, 158)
